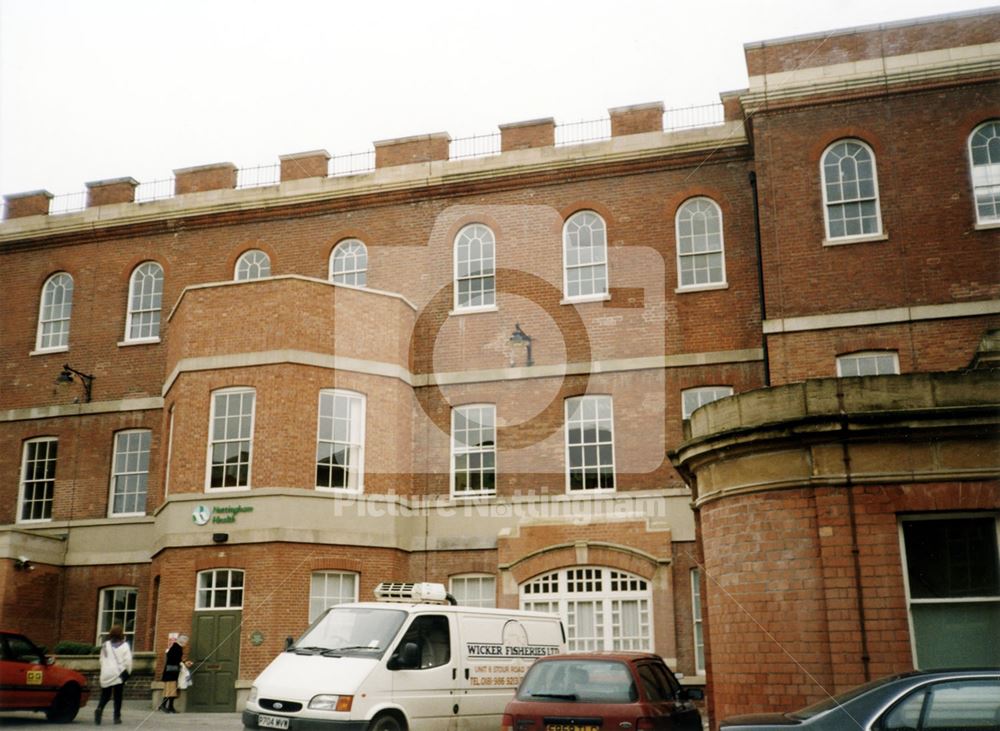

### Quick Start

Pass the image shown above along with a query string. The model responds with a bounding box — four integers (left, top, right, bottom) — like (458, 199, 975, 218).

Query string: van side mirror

(284, 637, 295, 651)
(390, 642, 421, 670)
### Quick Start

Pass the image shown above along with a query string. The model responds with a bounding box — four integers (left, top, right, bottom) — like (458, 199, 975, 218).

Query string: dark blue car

(720, 669, 1000, 730)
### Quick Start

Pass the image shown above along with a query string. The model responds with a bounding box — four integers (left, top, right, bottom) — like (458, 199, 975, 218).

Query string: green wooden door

(187, 611, 241, 712)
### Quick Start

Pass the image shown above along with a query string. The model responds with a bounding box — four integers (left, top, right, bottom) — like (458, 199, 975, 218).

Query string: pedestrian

(159, 633, 191, 713)
(95, 624, 132, 725)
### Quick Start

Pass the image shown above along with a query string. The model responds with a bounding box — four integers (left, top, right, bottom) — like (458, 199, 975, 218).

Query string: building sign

(192, 504, 254, 526)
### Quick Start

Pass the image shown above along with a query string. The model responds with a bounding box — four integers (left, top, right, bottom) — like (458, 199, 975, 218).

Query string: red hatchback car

(0, 630, 90, 723)
(502, 652, 703, 731)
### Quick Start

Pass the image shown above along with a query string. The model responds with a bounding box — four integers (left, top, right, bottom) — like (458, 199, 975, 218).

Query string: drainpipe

(749, 171, 770, 387)
(836, 387, 872, 682)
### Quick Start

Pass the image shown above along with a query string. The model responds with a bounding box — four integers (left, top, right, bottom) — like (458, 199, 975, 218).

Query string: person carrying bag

(95, 624, 132, 725)
(159, 633, 192, 713)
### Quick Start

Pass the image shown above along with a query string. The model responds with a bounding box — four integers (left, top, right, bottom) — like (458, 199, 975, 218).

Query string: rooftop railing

(8, 102, 725, 218)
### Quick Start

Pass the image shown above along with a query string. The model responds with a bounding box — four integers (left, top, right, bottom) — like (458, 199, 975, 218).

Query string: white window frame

(315, 389, 366, 493)
(450, 574, 497, 608)
(691, 568, 705, 674)
(34, 272, 74, 352)
(124, 261, 164, 342)
(196, 569, 245, 610)
(97, 586, 138, 646)
(453, 224, 496, 312)
(821, 139, 884, 243)
(206, 387, 256, 490)
(235, 249, 271, 281)
(565, 395, 616, 493)
(18, 437, 58, 524)
(563, 211, 609, 302)
(836, 351, 900, 377)
(329, 239, 368, 287)
(682, 386, 734, 420)
(109, 429, 151, 517)
(520, 567, 652, 652)
(969, 120, 1000, 227)
(675, 198, 727, 291)
(898, 513, 1000, 669)
(450, 404, 497, 499)
(309, 571, 359, 623)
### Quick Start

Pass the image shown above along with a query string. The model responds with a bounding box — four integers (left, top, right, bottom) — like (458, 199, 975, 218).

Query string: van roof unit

(373, 582, 456, 605)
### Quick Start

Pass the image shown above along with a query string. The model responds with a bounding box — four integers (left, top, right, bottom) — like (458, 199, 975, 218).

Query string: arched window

(125, 261, 164, 341)
(36, 272, 74, 351)
(330, 239, 368, 287)
(821, 140, 882, 241)
(521, 567, 652, 651)
(969, 120, 1000, 225)
(235, 249, 271, 280)
(454, 224, 495, 309)
(563, 211, 608, 299)
(675, 198, 726, 289)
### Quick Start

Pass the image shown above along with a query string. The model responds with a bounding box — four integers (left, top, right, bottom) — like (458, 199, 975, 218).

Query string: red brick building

(1, 8, 997, 726)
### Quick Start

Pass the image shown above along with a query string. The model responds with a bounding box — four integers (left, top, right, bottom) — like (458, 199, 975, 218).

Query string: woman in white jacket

(95, 624, 132, 725)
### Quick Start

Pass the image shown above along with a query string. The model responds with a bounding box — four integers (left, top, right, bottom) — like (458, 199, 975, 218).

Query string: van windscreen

(294, 607, 407, 658)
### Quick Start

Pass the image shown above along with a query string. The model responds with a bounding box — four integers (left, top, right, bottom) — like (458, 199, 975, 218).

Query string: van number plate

(546, 726, 598, 731)
(258, 714, 290, 729)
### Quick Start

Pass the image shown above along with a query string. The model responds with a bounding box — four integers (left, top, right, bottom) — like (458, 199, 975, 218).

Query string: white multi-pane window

(521, 568, 652, 651)
(563, 211, 608, 300)
(309, 571, 358, 623)
(676, 198, 726, 289)
(19, 437, 57, 523)
(451, 405, 496, 498)
(682, 386, 734, 420)
(110, 430, 151, 516)
(207, 388, 255, 489)
(196, 569, 245, 610)
(316, 390, 365, 492)
(450, 575, 496, 607)
(969, 120, 1000, 225)
(565, 395, 615, 492)
(836, 351, 900, 377)
(822, 140, 883, 241)
(35, 273, 74, 351)
(235, 249, 271, 280)
(97, 587, 138, 645)
(125, 261, 164, 341)
(900, 515, 999, 668)
(454, 224, 495, 310)
(691, 569, 705, 674)
(330, 239, 368, 287)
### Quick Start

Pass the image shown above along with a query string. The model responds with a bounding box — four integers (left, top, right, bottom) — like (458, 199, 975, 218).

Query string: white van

(242, 582, 565, 731)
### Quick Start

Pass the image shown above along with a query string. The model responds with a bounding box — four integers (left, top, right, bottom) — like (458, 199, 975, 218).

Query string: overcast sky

(2, 0, 997, 199)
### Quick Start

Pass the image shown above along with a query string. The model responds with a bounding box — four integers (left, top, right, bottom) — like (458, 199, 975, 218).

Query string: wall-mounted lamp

(509, 323, 534, 367)
(212, 533, 229, 544)
(14, 555, 34, 572)
(56, 364, 95, 403)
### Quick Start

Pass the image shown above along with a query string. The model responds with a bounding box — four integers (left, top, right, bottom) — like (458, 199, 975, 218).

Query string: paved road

(0, 700, 244, 730)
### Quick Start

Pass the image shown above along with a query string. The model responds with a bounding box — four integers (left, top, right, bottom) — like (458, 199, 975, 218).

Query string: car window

(5, 635, 43, 663)
(649, 661, 682, 698)
(638, 663, 672, 703)
(881, 679, 1000, 730)
(393, 615, 450, 669)
(519, 660, 637, 703)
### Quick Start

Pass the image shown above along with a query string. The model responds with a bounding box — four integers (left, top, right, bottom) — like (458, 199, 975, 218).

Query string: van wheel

(368, 712, 406, 731)
(45, 685, 81, 723)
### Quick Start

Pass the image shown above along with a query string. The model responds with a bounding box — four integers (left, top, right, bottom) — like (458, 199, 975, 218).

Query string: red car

(0, 630, 90, 723)
(502, 652, 703, 731)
